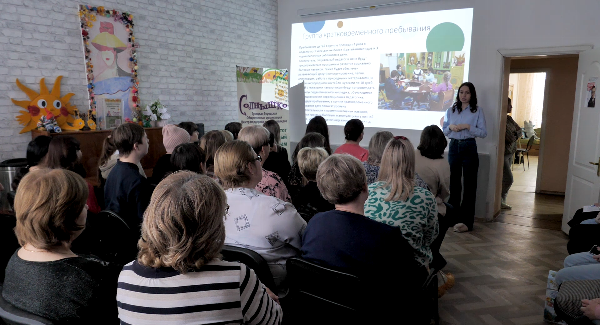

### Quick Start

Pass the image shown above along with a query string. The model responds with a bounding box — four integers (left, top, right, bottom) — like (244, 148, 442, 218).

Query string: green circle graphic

(426, 22, 465, 52)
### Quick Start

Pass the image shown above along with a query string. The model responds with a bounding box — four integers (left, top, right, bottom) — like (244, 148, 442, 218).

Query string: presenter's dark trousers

(448, 138, 479, 231)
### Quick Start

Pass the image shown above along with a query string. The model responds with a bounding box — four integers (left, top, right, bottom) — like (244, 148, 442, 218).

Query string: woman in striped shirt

(117, 171, 282, 325)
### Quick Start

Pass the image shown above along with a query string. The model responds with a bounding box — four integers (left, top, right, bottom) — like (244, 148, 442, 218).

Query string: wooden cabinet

(32, 127, 165, 186)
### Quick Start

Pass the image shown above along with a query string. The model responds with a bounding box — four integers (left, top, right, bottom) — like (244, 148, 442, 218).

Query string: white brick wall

(0, 0, 277, 159)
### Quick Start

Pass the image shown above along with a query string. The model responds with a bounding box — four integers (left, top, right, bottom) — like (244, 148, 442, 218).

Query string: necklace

(21, 246, 49, 253)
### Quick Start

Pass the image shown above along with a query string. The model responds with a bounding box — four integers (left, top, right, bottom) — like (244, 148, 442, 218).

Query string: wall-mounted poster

(588, 78, 597, 108)
(79, 5, 140, 129)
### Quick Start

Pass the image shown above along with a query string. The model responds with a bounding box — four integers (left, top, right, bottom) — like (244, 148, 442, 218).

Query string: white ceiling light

(298, 0, 439, 18)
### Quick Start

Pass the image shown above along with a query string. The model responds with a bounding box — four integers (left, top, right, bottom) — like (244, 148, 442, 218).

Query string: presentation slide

(290, 8, 473, 130)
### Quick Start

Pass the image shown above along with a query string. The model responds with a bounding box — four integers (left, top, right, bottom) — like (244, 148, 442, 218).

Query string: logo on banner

(238, 95, 288, 117)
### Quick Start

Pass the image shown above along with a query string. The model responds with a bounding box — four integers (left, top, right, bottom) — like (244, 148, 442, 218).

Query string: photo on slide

(378, 52, 464, 112)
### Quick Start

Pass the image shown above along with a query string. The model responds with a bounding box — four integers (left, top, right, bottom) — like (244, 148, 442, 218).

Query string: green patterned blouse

(364, 182, 439, 267)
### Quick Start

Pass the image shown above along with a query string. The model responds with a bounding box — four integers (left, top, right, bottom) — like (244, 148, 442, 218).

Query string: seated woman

(334, 119, 369, 162)
(199, 130, 226, 179)
(150, 124, 191, 184)
(98, 131, 146, 182)
(215, 140, 306, 296)
(177, 121, 200, 143)
(288, 132, 326, 192)
(364, 136, 439, 269)
(116, 171, 282, 324)
(415, 125, 455, 271)
(225, 121, 242, 140)
(263, 119, 291, 184)
(301, 154, 426, 322)
(10, 135, 51, 192)
(291, 147, 334, 222)
(2, 169, 120, 323)
(39, 136, 101, 214)
(556, 251, 600, 286)
(170, 142, 206, 174)
(238, 125, 291, 203)
(363, 131, 394, 184)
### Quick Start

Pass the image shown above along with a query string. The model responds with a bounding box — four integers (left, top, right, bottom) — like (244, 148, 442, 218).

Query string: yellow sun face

(11, 76, 79, 133)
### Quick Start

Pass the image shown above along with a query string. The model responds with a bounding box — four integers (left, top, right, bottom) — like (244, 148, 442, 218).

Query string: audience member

(364, 136, 438, 269)
(224, 121, 242, 140)
(199, 130, 226, 179)
(334, 119, 369, 162)
(11, 135, 51, 191)
(291, 147, 334, 222)
(39, 136, 101, 214)
(415, 125, 454, 272)
(177, 121, 200, 143)
(556, 252, 600, 286)
(363, 131, 394, 184)
(150, 124, 190, 184)
(116, 172, 281, 324)
(288, 132, 326, 192)
(263, 119, 291, 184)
(170, 142, 206, 174)
(443, 81, 487, 232)
(220, 129, 234, 142)
(305, 115, 332, 154)
(98, 131, 145, 182)
(238, 125, 291, 203)
(104, 123, 151, 253)
(214, 140, 306, 296)
(301, 154, 425, 323)
(3, 169, 120, 323)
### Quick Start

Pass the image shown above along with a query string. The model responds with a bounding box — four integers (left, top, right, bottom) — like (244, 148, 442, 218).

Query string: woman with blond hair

(2, 169, 119, 323)
(291, 147, 334, 222)
(215, 140, 306, 296)
(364, 136, 438, 269)
(116, 171, 282, 324)
(238, 125, 291, 202)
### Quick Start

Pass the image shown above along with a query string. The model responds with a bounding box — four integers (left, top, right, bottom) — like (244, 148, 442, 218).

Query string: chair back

(526, 135, 535, 150)
(442, 89, 454, 109)
(0, 285, 54, 325)
(285, 257, 363, 324)
(220, 245, 276, 291)
(84, 210, 136, 265)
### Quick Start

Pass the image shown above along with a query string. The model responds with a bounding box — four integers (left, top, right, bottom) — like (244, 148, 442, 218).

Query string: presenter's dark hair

(224, 122, 242, 140)
(305, 116, 331, 154)
(344, 119, 364, 142)
(453, 82, 478, 113)
(417, 125, 447, 159)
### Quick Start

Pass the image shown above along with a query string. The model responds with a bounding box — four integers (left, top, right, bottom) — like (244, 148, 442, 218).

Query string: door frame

(494, 45, 593, 218)
(508, 68, 551, 194)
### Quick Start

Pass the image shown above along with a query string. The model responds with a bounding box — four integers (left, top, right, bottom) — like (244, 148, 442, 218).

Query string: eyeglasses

(394, 136, 408, 140)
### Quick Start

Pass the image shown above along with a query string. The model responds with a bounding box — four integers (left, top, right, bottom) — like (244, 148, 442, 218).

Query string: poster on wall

(587, 78, 597, 108)
(79, 5, 140, 129)
(236, 66, 290, 153)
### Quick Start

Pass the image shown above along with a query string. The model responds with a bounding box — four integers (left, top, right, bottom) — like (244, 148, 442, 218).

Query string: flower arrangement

(144, 100, 170, 121)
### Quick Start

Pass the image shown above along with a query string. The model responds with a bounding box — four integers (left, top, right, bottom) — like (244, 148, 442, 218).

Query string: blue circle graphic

(303, 21, 326, 33)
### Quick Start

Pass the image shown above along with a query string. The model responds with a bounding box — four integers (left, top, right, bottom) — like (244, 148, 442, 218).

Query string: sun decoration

(11, 76, 86, 134)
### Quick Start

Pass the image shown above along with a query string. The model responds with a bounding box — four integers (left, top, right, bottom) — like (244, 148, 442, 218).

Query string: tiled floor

(438, 155, 569, 324)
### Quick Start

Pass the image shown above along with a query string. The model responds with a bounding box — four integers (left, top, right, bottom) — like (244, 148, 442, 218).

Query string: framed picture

(79, 5, 140, 129)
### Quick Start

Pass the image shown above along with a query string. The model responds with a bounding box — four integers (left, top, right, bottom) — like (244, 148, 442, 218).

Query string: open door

(563, 49, 600, 233)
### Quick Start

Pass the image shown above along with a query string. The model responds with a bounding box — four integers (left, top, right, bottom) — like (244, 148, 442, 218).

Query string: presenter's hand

(459, 124, 471, 130)
(449, 124, 459, 132)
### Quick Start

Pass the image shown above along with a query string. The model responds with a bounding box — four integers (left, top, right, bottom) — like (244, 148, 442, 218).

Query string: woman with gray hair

(116, 171, 282, 324)
(215, 140, 306, 297)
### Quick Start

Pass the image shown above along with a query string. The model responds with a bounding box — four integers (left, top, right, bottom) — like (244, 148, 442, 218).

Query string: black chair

(515, 136, 535, 171)
(80, 210, 136, 266)
(0, 285, 54, 325)
(284, 257, 434, 325)
(0, 214, 19, 285)
(220, 245, 276, 292)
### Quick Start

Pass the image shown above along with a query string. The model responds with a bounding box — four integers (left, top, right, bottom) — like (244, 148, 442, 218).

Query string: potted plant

(144, 100, 171, 127)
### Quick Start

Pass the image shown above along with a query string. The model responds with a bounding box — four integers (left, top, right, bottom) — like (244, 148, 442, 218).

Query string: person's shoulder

(262, 168, 284, 183)
(61, 256, 118, 282)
